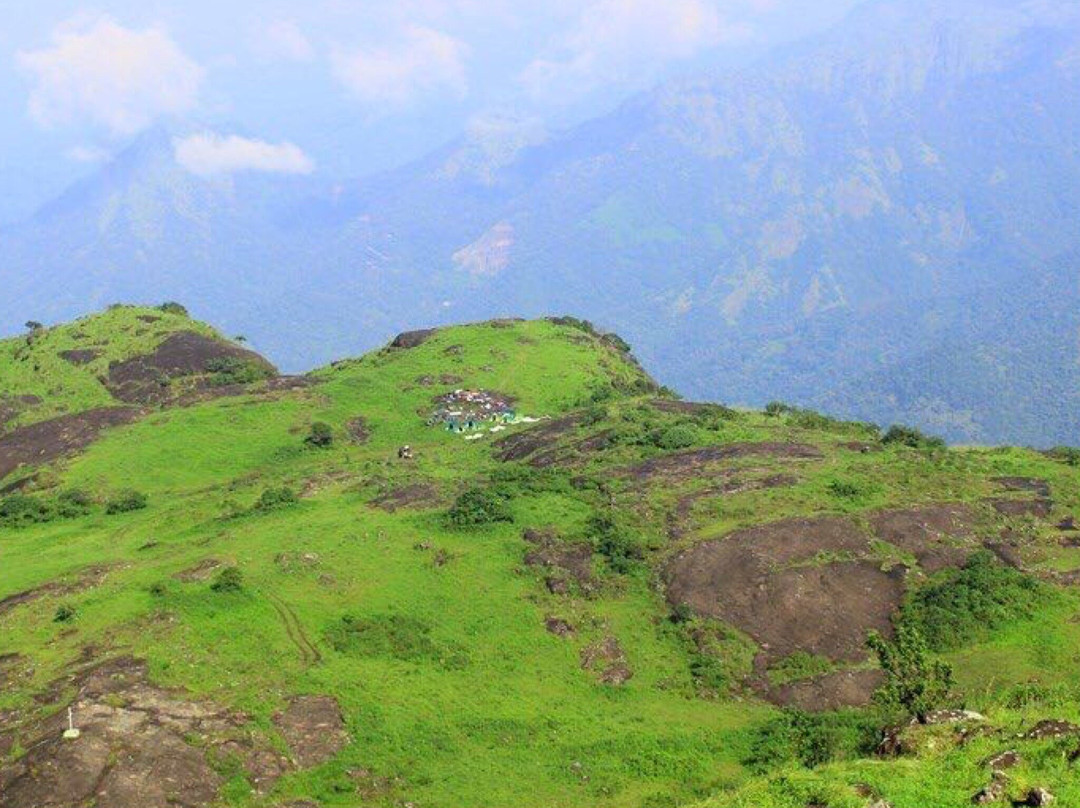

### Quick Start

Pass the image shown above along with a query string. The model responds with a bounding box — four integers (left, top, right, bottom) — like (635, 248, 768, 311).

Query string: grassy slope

(2, 314, 1080, 808)
(0, 304, 230, 428)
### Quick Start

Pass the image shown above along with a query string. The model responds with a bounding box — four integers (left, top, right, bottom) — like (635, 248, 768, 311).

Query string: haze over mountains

(4, 0, 1080, 446)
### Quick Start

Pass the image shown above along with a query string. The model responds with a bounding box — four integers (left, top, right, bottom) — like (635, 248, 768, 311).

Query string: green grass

(0, 304, 226, 428)
(3, 309, 1080, 807)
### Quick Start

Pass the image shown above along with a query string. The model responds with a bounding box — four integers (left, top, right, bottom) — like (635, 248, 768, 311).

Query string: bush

(765, 401, 794, 417)
(743, 708, 880, 773)
(158, 301, 189, 316)
(105, 490, 148, 515)
(255, 486, 298, 511)
(0, 494, 52, 526)
(589, 512, 644, 574)
(0, 489, 96, 527)
(826, 479, 865, 500)
(903, 550, 1043, 651)
(446, 488, 513, 527)
(655, 425, 698, 450)
(205, 356, 271, 386)
(304, 422, 334, 448)
(868, 624, 954, 722)
(56, 489, 93, 518)
(53, 603, 77, 623)
(210, 566, 244, 593)
(882, 424, 946, 450)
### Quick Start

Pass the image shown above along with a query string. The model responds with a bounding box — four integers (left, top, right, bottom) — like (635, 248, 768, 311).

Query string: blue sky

(0, 0, 861, 224)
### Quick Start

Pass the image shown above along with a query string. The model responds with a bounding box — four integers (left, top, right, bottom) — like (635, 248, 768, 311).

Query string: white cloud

(17, 18, 204, 136)
(522, 0, 748, 98)
(257, 20, 315, 62)
(331, 26, 468, 107)
(174, 132, 315, 177)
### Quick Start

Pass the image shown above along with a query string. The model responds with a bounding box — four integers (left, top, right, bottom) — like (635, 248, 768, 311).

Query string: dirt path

(265, 592, 322, 666)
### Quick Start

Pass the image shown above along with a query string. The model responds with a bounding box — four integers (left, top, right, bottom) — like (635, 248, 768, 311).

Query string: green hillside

(2, 308, 1080, 808)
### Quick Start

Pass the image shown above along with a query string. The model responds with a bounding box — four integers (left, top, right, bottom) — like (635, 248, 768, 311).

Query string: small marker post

(62, 707, 80, 740)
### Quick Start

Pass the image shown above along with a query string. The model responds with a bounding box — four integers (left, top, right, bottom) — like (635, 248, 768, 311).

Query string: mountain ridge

(2, 304, 1080, 807)
(3, 0, 1080, 444)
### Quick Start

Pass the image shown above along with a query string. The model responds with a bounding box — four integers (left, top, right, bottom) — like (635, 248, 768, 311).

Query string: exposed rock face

(104, 331, 275, 405)
(390, 329, 438, 349)
(667, 516, 905, 665)
(273, 695, 349, 769)
(0, 407, 140, 481)
(0, 657, 290, 808)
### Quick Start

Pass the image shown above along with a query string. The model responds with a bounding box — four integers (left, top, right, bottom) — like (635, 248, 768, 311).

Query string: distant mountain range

(3, 0, 1080, 446)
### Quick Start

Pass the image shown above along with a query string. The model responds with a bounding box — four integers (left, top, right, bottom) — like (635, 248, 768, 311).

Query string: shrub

(903, 550, 1043, 651)
(304, 422, 334, 448)
(446, 488, 513, 527)
(601, 332, 632, 353)
(882, 424, 946, 450)
(867, 624, 954, 722)
(0, 494, 52, 526)
(826, 479, 864, 500)
(53, 603, 77, 623)
(655, 425, 698, 450)
(255, 486, 298, 511)
(765, 401, 794, 417)
(56, 488, 93, 518)
(205, 356, 271, 385)
(589, 512, 644, 574)
(211, 566, 244, 593)
(743, 708, 880, 773)
(105, 490, 147, 515)
(158, 301, 189, 316)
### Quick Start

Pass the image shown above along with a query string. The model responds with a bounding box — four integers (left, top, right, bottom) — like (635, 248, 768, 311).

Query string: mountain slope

(2, 308, 1080, 807)
(3, 0, 1080, 444)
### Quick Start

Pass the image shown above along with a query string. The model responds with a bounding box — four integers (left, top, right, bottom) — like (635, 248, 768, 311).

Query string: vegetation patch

(0, 488, 93, 527)
(324, 614, 467, 669)
(105, 489, 148, 514)
(902, 550, 1046, 651)
(446, 487, 514, 527)
(767, 652, 836, 687)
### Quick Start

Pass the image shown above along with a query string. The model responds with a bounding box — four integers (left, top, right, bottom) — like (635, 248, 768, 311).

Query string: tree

(305, 422, 334, 448)
(234, 335, 248, 344)
(867, 624, 953, 723)
(24, 320, 43, 332)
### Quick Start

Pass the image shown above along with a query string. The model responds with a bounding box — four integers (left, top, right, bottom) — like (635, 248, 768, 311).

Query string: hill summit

(2, 305, 1080, 808)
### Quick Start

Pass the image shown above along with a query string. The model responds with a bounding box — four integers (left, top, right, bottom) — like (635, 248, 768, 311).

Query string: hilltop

(3, 0, 1080, 444)
(1, 307, 1080, 808)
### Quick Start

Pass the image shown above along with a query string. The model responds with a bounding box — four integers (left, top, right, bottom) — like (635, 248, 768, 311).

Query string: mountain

(3, 0, 1080, 446)
(2, 306, 1080, 807)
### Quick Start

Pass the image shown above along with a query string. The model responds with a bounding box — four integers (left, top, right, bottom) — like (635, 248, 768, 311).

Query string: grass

(3, 308, 1080, 807)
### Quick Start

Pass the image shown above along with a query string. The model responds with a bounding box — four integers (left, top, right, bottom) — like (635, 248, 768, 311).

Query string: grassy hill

(2, 308, 1080, 808)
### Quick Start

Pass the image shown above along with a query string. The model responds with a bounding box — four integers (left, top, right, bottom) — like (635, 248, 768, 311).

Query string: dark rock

(390, 329, 437, 349)
(544, 618, 575, 637)
(985, 750, 1021, 772)
(1020, 720, 1080, 740)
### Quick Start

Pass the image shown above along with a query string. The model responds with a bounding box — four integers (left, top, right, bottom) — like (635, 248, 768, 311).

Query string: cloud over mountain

(173, 132, 315, 177)
(17, 17, 204, 136)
